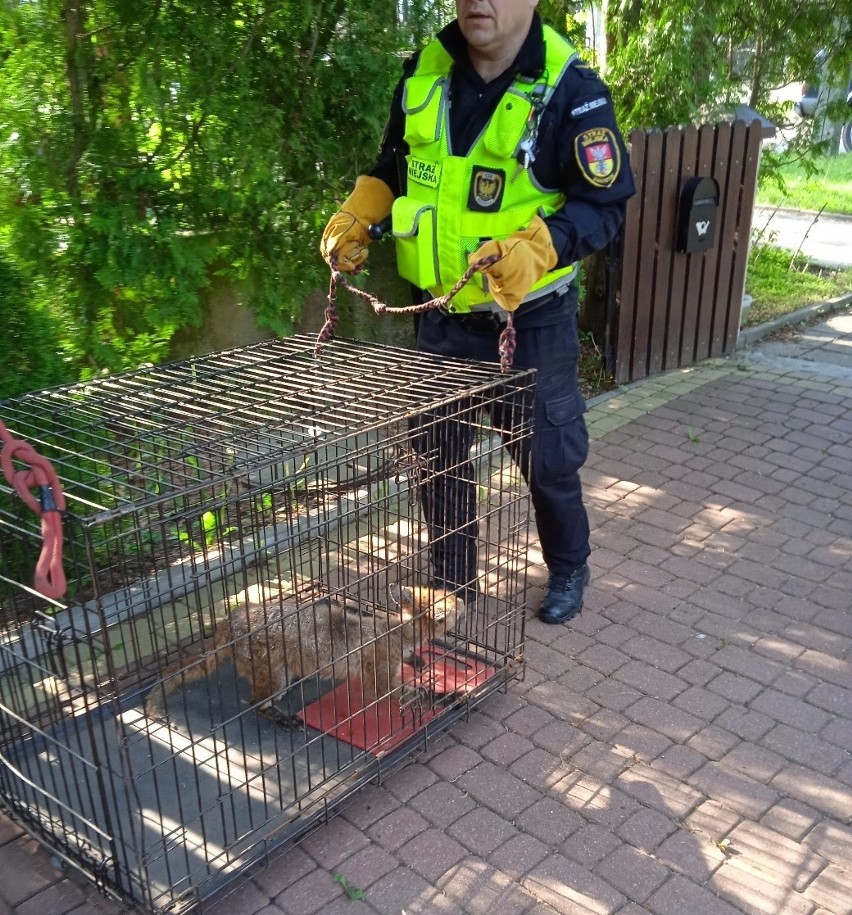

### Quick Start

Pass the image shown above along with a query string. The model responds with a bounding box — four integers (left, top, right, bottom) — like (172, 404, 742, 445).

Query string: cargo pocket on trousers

(536, 389, 589, 482)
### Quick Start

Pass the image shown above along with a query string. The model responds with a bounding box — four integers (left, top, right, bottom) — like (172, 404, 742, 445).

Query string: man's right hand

(320, 176, 394, 272)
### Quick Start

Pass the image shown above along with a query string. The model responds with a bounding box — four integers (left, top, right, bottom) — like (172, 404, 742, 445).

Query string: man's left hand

(469, 215, 558, 312)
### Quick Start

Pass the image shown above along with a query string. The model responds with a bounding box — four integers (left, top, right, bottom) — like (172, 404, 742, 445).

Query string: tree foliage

(601, 0, 852, 137)
(0, 0, 411, 382)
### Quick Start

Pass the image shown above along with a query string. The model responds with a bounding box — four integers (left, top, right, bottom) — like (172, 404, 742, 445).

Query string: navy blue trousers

(413, 293, 590, 589)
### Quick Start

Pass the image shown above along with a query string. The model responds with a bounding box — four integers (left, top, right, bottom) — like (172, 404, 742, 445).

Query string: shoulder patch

(575, 127, 621, 187)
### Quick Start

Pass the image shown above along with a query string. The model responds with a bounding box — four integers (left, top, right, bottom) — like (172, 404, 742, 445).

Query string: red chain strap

(316, 254, 518, 373)
(0, 420, 67, 601)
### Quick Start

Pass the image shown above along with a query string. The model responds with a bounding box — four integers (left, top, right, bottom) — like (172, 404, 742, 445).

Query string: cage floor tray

(298, 645, 497, 754)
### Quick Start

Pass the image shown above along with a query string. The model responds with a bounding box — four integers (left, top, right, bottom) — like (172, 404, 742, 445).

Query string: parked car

(793, 81, 819, 118)
(792, 72, 852, 153)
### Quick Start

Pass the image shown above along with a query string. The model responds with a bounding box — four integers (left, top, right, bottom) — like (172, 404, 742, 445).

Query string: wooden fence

(611, 120, 766, 384)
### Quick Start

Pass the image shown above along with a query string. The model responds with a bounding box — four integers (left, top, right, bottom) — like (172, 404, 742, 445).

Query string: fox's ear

(389, 583, 413, 608)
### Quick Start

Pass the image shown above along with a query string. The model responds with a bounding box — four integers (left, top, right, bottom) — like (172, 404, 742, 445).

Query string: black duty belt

(440, 285, 570, 331)
(447, 311, 507, 331)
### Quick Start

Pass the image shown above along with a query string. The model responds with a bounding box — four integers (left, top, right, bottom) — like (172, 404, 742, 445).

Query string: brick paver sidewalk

(2, 312, 851, 915)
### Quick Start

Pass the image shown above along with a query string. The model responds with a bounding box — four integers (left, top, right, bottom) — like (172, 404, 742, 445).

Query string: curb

(736, 291, 852, 349)
(753, 204, 852, 223)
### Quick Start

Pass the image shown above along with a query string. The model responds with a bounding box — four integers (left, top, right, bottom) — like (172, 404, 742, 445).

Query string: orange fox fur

(145, 584, 463, 720)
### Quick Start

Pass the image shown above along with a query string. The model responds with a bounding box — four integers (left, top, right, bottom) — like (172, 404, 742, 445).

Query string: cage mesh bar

(0, 335, 535, 913)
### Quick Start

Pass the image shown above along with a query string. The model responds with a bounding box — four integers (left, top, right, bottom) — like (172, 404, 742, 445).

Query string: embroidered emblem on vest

(468, 168, 506, 212)
(575, 128, 621, 187)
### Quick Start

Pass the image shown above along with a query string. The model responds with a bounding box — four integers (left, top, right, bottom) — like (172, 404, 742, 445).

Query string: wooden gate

(612, 120, 765, 384)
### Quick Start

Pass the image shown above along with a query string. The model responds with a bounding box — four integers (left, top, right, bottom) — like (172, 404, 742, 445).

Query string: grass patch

(756, 154, 852, 215)
(743, 244, 852, 327)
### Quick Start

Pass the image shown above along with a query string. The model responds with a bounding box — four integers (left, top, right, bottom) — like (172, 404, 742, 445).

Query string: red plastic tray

(297, 645, 496, 755)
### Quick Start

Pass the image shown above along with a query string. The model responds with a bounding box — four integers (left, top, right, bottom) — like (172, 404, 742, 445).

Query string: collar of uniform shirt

(436, 11, 546, 156)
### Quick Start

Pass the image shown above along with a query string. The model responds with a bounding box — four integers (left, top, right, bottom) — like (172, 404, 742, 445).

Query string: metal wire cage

(0, 335, 535, 913)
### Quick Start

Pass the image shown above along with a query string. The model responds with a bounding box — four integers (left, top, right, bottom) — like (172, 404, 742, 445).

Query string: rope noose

(0, 421, 67, 601)
(316, 253, 518, 373)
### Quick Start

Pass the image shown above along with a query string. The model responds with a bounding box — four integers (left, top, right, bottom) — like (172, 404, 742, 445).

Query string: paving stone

(804, 863, 852, 914)
(531, 720, 592, 758)
(14, 880, 88, 915)
(252, 846, 316, 898)
(714, 705, 775, 742)
(363, 867, 455, 915)
(482, 731, 536, 767)
(749, 688, 831, 733)
(645, 873, 743, 915)
(301, 816, 369, 870)
(726, 820, 827, 890)
(718, 741, 787, 782)
(687, 761, 780, 819)
(763, 722, 850, 775)
(571, 740, 635, 782)
(366, 807, 430, 851)
(446, 807, 517, 857)
(617, 763, 705, 819)
(686, 724, 741, 760)
(207, 881, 271, 915)
(407, 780, 477, 828)
(612, 723, 672, 762)
(456, 761, 541, 820)
(706, 861, 816, 915)
(559, 823, 622, 869)
(651, 744, 707, 779)
(0, 837, 62, 906)
(803, 820, 852, 869)
(551, 771, 640, 829)
(593, 844, 670, 902)
(489, 833, 550, 881)
(384, 762, 439, 802)
(771, 765, 852, 820)
(398, 828, 468, 883)
(515, 797, 584, 845)
(585, 678, 643, 712)
(672, 685, 730, 719)
(616, 806, 678, 852)
(437, 858, 538, 914)
(0, 818, 24, 847)
(625, 697, 704, 743)
(426, 742, 484, 780)
(613, 661, 685, 702)
(524, 853, 626, 914)
(760, 797, 822, 843)
(511, 747, 580, 792)
(655, 828, 725, 883)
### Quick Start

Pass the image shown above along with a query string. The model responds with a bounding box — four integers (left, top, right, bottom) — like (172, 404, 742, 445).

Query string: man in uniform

(321, 0, 635, 624)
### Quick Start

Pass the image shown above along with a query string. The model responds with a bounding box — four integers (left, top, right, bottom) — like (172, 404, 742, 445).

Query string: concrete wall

(169, 244, 416, 361)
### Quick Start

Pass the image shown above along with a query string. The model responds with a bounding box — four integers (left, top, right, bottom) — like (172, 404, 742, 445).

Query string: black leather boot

(539, 565, 590, 624)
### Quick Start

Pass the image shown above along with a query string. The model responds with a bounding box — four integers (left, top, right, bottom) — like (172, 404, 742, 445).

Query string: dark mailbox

(676, 176, 719, 253)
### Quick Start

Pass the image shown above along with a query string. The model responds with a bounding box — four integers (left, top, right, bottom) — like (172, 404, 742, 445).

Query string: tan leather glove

(320, 176, 394, 272)
(468, 215, 558, 312)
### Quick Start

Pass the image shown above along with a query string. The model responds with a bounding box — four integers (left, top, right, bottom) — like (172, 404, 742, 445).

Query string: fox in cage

(144, 582, 466, 726)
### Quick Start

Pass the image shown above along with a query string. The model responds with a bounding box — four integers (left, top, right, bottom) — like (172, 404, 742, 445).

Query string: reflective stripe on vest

(393, 25, 578, 312)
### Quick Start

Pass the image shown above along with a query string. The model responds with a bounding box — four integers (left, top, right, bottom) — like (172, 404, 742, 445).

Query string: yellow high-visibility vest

(393, 24, 578, 312)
